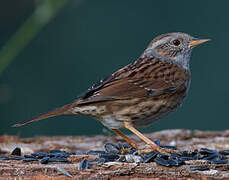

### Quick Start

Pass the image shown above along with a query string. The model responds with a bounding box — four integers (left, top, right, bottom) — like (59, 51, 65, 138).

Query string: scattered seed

(99, 153, 119, 162)
(3, 142, 229, 171)
(157, 153, 169, 159)
(154, 157, 170, 167)
(169, 153, 184, 166)
(31, 152, 48, 159)
(0, 156, 10, 160)
(194, 154, 203, 160)
(97, 157, 106, 165)
(40, 157, 50, 164)
(170, 153, 181, 159)
(202, 153, 218, 160)
(24, 154, 35, 158)
(190, 165, 209, 171)
(210, 159, 227, 164)
(48, 157, 69, 163)
(141, 152, 158, 163)
(118, 142, 132, 150)
(104, 142, 120, 154)
(168, 159, 180, 166)
(57, 167, 72, 178)
(23, 158, 38, 162)
(9, 157, 24, 160)
(49, 150, 63, 153)
(74, 151, 84, 155)
(78, 159, 89, 171)
(199, 148, 217, 154)
(219, 149, 229, 155)
(11, 147, 21, 156)
(117, 155, 126, 162)
(87, 150, 106, 155)
(127, 149, 137, 154)
(154, 140, 160, 146)
(125, 154, 143, 163)
(179, 156, 194, 161)
(182, 149, 198, 157)
(48, 153, 69, 158)
(161, 145, 178, 150)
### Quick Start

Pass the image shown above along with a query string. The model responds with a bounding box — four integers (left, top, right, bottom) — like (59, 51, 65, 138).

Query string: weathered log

(0, 129, 229, 179)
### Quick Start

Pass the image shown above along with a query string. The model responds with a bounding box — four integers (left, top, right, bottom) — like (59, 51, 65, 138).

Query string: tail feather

(12, 103, 73, 127)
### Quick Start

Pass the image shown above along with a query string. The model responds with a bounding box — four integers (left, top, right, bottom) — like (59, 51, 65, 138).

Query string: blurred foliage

(0, 0, 69, 75)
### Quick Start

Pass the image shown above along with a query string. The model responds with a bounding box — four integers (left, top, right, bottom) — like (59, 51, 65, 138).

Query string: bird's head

(142, 32, 210, 69)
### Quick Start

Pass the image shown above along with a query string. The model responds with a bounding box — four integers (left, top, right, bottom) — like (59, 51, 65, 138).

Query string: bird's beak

(188, 38, 211, 48)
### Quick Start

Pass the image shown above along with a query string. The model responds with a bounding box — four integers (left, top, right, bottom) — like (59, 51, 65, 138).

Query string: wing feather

(77, 57, 189, 105)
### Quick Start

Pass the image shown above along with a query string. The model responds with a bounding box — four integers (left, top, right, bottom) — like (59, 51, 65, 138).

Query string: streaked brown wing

(77, 57, 189, 105)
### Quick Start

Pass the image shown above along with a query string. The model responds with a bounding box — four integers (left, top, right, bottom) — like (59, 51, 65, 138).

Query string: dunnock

(13, 32, 210, 154)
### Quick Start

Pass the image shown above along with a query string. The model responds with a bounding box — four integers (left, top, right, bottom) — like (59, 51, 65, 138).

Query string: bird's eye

(172, 39, 181, 46)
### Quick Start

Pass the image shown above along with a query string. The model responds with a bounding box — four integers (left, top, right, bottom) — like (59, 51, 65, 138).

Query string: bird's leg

(123, 122, 180, 155)
(123, 122, 162, 153)
(112, 129, 138, 149)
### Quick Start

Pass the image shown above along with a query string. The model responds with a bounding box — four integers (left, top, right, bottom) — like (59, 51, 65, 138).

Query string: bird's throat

(141, 48, 191, 70)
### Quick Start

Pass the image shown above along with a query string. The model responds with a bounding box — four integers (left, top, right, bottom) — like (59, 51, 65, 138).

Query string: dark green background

(0, 0, 227, 137)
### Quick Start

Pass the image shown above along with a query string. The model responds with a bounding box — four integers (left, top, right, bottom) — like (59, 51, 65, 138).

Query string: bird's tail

(12, 103, 74, 127)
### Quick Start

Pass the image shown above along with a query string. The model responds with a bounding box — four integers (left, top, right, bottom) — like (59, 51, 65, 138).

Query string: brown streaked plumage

(13, 32, 210, 154)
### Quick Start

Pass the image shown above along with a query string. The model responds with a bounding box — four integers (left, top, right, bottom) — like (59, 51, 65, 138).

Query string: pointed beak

(188, 38, 211, 48)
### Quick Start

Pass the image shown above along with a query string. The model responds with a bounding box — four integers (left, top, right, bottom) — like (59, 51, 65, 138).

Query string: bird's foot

(120, 147, 132, 154)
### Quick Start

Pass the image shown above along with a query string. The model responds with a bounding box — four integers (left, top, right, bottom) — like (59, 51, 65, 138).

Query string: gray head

(142, 32, 210, 70)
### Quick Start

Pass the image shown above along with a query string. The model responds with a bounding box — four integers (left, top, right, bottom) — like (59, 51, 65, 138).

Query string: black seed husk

(40, 157, 50, 164)
(11, 147, 21, 156)
(199, 148, 217, 154)
(99, 153, 119, 162)
(219, 149, 229, 155)
(141, 152, 159, 163)
(104, 142, 120, 154)
(31, 152, 48, 159)
(0, 156, 10, 160)
(87, 150, 106, 155)
(57, 167, 72, 178)
(154, 157, 170, 167)
(78, 159, 89, 171)
(4, 142, 229, 170)
(23, 158, 38, 162)
(48, 157, 69, 163)
(190, 165, 209, 171)
(9, 157, 24, 160)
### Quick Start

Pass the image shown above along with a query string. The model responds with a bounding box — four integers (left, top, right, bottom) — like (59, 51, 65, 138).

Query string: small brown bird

(13, 32, 210, 154)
